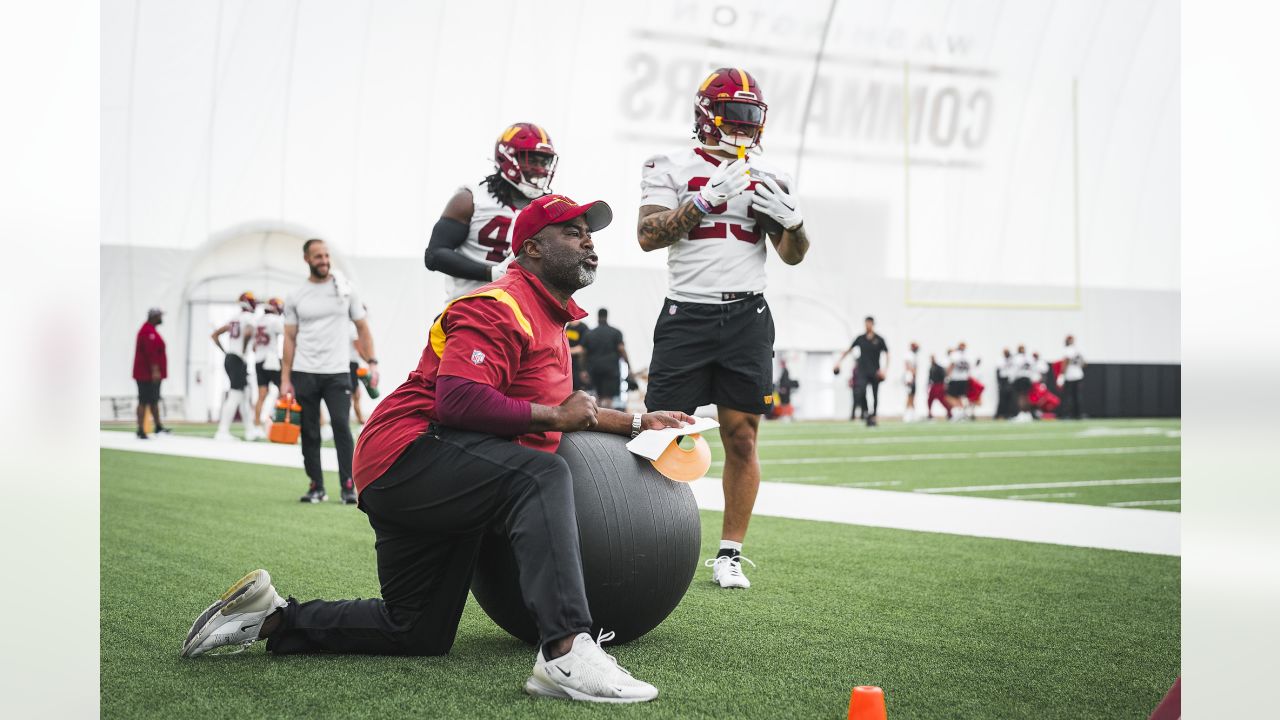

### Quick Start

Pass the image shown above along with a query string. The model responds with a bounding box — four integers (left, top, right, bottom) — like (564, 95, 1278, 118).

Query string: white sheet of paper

(625, 417, 721, 461)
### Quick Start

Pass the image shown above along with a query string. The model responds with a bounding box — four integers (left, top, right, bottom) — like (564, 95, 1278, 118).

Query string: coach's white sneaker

(181, 569, 286, 658)
(213, 431, 239, 442)
(525, 631, 658, 703)
(705, 554, 756, 589)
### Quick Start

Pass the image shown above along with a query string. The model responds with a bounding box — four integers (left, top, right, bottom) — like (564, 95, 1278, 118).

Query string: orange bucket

(268, 399, 303, 445)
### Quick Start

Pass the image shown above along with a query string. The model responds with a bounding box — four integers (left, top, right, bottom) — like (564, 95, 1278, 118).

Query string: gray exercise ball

(470, 431, 702, 645)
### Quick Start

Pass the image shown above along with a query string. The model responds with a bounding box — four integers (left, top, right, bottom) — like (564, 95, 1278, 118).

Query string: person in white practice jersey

(1060, 334, 1087, 419)
(212, 292, 260, 441)
(349, 321, 366, 425)
(252, 297, 285, 434)
(946, 342, 974, 421)
(637, 67, 813, 590)
(424, 123, 558, 300)
(903, 341, 920, 422)
(1010, 344, 1035, 421)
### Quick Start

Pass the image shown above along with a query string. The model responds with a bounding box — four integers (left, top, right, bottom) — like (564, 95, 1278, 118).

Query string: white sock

(217, 390, 244, 434)
(241, 393, 256, 437)
(719, 540, 743, 555)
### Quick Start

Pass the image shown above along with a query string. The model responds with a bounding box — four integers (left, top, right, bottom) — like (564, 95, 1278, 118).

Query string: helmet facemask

(696, 95, 767, 154)
(512, 150, 558, 199)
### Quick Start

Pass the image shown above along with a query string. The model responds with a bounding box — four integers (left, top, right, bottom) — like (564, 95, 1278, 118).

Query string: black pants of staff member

(1061, 379, 1083, 419)
(292, 370, 354, 492)
(853, 370, 881, 418)
(265, 428, 592, 656)
(996, 378, 1012, 419)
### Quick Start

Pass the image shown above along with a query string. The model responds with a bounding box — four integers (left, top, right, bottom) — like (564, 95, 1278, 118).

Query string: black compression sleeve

(424, 217, 492, 282)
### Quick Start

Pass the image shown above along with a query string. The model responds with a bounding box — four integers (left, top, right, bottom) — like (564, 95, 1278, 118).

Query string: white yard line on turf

(837, 480, 903, 488)
(1005, 492, 1079, 500)
(714, 445, 1180, 466)
(1109, 499, 1182, 507)
(693, 476, 1179, 556)
(100, 430, 337, 472)
(915, 477, 1182, 494)
(99, 433, 1181, 557)
(743, 428, 1172, 447)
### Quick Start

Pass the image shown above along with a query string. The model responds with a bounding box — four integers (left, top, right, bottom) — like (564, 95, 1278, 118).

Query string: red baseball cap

(512, 194, 613, 248)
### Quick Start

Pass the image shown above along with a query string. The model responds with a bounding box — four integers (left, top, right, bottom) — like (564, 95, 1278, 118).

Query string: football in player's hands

(751, 175, 803, 231)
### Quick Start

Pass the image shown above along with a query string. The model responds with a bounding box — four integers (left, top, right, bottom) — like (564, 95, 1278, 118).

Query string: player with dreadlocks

(424, 123, 558, 301)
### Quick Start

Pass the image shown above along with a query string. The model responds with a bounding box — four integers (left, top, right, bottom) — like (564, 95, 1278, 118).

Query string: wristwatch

(630, 413, 643, 438)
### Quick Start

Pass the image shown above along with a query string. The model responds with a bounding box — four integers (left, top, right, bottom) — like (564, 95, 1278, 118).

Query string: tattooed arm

(637, 203, 704, 252)
(767, 222, 810, 265)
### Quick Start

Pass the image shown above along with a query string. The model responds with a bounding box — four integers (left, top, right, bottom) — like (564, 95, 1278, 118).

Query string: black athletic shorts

(136, 380, 160, 404)
(224, 354, 248, 391)
(947, 379, 970, 397)
(1013, 377, 1032, 394)
(350, 361, 361, 392)
(255, 362, 280, 389)
(645, 296, 775, 415)
(907, 382, 917, 397)
(588, 368, 621, 400)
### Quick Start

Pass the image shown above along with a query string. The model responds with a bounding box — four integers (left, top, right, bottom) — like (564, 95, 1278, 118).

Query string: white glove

(490, 253, 515, 281)
(751, 175, 803, 231)
(698, 158, 751, 207)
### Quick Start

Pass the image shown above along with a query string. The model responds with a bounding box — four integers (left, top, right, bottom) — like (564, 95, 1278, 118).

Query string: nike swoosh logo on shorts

(756, 305, 765, 313)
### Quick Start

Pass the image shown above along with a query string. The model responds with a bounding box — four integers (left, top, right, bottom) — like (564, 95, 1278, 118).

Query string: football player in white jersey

(424, 122, 557, 300)
(1010, 344, 1035, 421)
(903, 341, 920, 422)
(252, 297, 285, 434)
(637, 68, 812, 589)
(945, 342, 974, 421)
(1060, 334, 1086, 419)
(212, 292, 260, 441)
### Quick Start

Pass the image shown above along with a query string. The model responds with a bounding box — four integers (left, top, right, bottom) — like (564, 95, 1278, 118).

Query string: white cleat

(181, 569, 287, 658)
(213, 431, 239, 442)
(705, 554, 755, 589)
(525, 631, 659, 704)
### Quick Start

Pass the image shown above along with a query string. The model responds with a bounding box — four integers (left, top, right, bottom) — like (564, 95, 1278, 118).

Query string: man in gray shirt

(281, 238, 380, 504)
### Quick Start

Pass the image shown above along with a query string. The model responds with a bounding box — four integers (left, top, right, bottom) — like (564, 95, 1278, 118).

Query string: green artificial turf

(101, 449, 1179, 719)
(102, 418, 1181, 510)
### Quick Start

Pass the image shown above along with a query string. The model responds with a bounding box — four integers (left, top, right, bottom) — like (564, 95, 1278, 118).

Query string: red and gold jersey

(640, 147, 794, 304)
(353, 262, 585, 491)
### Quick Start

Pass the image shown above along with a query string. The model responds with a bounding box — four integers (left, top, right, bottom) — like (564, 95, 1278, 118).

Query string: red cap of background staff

(512, 194, 613, 248)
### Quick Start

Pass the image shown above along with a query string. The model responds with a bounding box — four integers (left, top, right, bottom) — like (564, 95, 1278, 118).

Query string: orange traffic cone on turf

(848, 686, 887, 720)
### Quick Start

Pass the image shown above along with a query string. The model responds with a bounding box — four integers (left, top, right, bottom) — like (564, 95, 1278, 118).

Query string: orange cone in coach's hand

(848, 686, 887, 720)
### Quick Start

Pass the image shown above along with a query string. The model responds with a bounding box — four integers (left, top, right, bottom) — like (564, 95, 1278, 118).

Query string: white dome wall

(101, 0, 1179, 419)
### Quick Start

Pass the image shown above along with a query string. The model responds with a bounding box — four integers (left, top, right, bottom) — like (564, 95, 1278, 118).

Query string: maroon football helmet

(694, 68, 768, 153)
(266, 297, 284, 314)
(238, 291, 256, 312)
(494, 123, 557, 199)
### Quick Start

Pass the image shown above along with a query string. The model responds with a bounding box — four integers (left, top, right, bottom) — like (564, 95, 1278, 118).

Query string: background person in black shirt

(927, 355, 949, 419)
(565, 318, 590, 391)
(582, 308, 631, 409)
(833, 316, 889, 426)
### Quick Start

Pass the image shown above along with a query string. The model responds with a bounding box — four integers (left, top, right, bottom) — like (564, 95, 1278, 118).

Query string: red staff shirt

(132, 321, 167, 381)
(352, 262, 586, 492)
